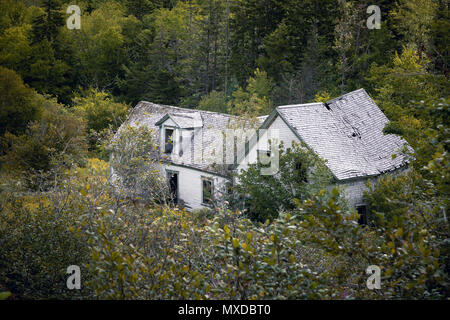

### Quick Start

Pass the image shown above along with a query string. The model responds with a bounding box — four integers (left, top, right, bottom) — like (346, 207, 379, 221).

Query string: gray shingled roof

(117, 89, 409, 180)
(275, 89, 410, 180)
(119, 101, 260, 176)
(155, 112, 203, 128)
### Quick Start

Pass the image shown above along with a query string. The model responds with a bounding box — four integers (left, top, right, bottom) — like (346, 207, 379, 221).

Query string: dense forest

(0, 0, 448, 300)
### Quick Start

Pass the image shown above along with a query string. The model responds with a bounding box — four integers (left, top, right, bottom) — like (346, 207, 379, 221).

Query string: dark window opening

(165, 128, 174, 154)
(225, 182, 233, 195)
(168, 171, 178, 204)
(295, 160, 308, 182)
(357, 205, 368, 225)
(202, 178, 213, 205)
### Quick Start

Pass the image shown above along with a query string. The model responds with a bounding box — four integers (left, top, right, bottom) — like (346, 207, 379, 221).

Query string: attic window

(164, 128, 174, 154)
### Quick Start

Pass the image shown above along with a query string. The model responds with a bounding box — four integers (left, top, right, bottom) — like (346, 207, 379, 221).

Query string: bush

(234, 141, 334, 221)
(0, 158, 111, 299)
(109, 124, 170, 204)
(0, 189, 90, 299)
(1, 96, 88, 188)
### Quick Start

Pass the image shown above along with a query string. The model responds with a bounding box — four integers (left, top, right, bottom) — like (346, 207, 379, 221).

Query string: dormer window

(155, 112, 203, 158)
(164, 128, 174, 154)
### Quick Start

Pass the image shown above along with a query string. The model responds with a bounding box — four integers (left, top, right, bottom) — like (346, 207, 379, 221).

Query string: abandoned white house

(113, 88, 410, 223)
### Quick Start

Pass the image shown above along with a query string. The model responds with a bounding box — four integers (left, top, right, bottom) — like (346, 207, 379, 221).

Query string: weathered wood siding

(164, 163, 230, 210)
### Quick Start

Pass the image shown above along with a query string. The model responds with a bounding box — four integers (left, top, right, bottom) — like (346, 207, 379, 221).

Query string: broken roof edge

(326, 88, 367, 104)
(272, 88, 369, 112)
(276, 102, 324, 109)
(334, 162, 410, 183)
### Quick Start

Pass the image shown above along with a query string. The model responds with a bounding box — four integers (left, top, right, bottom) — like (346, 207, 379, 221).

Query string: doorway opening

(357, 205, 368, 225)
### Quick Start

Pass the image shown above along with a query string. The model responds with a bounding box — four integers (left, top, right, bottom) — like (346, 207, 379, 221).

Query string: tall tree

(31, 0, 64, 44)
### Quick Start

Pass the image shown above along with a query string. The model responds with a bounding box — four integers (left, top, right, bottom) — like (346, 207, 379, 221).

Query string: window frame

(164, 127, 175, 154)
(356, 204, 368, 225)
(166, 169, 179, 203)
(201, 176, 214, 206)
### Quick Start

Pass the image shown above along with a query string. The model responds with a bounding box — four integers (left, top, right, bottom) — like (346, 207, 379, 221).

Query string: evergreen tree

(31, 0, 64, 44)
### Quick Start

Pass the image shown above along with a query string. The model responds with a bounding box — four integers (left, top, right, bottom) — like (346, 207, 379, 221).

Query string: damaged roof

(273, 88, 410, 180)
(119, 101, 261, 176)
(117, 88, 410, 181)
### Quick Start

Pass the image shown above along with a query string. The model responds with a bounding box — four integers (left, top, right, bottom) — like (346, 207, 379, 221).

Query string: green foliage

(369, 47, 441, 116)
(361, 96, 449, 298)
(234, 141, 334, 221)
(63, 2, 138, 90)
(0, 67, 41, 137)
(0, 291, 11, 300)
(73, 89, 129, 134)
(196, 90, 227, 113)
(0, 168, 97, 299)
(109, 124, 170, 204)
(0, 25, 33, 73)
(31, 0, 64, 43)
(363, 172, 449, 298)
(391, 0, 438, 49)
(0, 0, 448, 301)
(1, 96, 88, 185)
(0, 0, 34, 34)
(82, 202, 332, 299)
(229, 68, 275, 116)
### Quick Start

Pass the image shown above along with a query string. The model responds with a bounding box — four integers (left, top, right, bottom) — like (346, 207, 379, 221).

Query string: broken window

(164, 128, 174, 154)
(202, 177, 213, 205)
(357, 205, 368, 225)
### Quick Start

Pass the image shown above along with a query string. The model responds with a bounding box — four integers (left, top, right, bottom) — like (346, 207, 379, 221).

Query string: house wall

(337, 166, 410, 209)
(338, 178, 371, 208)
(164, 163, 230, 210)
(235, 114, 407, 210)
(237, 115, 300, 172)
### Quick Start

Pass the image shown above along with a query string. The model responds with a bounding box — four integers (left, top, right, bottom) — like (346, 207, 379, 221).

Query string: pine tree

(31, 0, 64, 44)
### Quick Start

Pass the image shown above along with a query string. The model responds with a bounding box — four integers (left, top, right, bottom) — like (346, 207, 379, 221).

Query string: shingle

(277, 89, 410, 180)
(118, 101, 262, 176)
(117, 89, 410, 181)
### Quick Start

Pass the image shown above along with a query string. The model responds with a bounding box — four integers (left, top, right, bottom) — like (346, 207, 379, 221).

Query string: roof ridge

(276, 102, 324, 109)
(326, 88, 366, 104)
(138, 100, 238, 118)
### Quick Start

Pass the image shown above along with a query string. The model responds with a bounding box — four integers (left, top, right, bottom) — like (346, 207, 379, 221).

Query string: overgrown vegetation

(0, 0, 448, 299)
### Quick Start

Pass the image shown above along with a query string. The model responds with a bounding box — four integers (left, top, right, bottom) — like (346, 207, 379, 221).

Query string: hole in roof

(324, 103, 331, 110)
